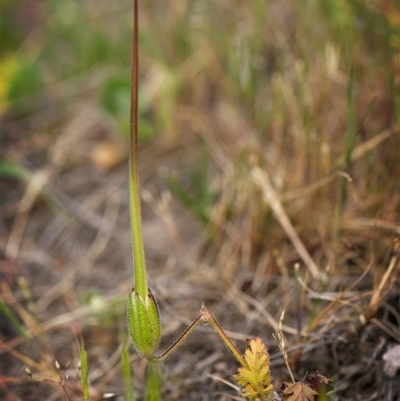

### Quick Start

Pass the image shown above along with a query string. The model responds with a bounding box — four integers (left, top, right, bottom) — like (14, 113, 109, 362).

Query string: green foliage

(7, 62, 43, 101)
(101, 76, 155, 140)
(121, 338, 135, 401)
(165, 154, 215, 225)
(145, 364, 162, 401)
(0, 161, 25, 180)
(344, 64, 356, 171)
(5, 60, 43, 116)
(0, 300, 30, 343)
(79, 340, 89, 401)
(101, 77, 132, 138)
(43, 0, 130, 74)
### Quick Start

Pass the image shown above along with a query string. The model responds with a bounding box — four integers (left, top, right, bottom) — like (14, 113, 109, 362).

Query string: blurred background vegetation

(1, 1, 399, 400)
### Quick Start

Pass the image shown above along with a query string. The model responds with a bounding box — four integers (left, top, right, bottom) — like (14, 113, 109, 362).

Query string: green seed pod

(127, 288, 161, 359)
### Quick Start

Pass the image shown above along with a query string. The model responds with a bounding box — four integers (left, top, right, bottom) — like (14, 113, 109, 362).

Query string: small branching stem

(200, 305, 248, 368)
(150, 314, 203, 363)
(151, 305, 247, 367)
(274, 310, 295, 384)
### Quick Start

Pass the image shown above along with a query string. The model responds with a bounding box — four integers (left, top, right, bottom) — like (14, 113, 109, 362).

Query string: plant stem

(151, 305, 247, 368)
(200, 305, 248, 368)
(130, 0, 148, 299)
(150, 314, 204, 363)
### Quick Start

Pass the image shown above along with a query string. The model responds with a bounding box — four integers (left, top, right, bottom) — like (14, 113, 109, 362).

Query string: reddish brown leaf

(309, 371, 334, 399)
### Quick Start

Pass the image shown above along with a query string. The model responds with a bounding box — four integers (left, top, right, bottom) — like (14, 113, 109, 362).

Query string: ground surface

(1, 1, 400, 400)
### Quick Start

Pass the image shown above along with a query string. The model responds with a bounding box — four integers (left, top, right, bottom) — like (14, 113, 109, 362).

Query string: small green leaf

(127, 288, 161, 359)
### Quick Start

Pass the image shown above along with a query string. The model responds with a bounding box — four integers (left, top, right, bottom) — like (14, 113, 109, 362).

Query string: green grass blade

(79, 340, 89, 401)
(121, 338, 135, 401)
(334, 64, 357, 244)
(0, 300, 30, 342)
(344, 63, 356, 170)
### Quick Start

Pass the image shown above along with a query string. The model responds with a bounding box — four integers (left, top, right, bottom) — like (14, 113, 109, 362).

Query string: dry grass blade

(364, 247, 400, 322)
(251, 168, 321, 280)
(273, 310, 295, 384)
(349, 124, 397, 162)
(5, 169, 51, 260)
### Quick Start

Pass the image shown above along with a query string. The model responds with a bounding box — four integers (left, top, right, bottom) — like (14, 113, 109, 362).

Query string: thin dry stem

(273, 310, 295, 384)
(252, 168, 321, 280)
(364, 249, 399, 322)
